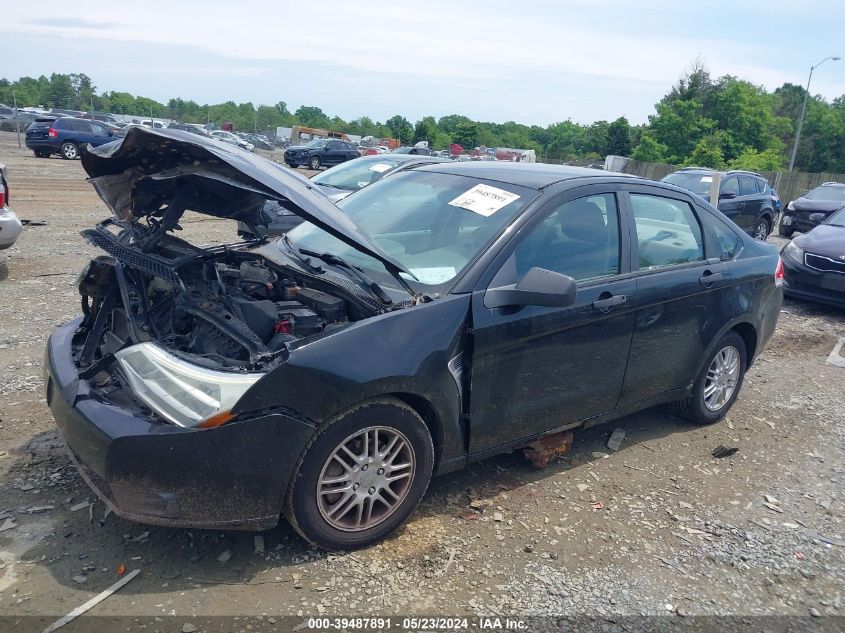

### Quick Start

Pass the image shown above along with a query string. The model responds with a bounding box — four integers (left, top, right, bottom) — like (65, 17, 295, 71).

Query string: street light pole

(788, 55, 840, 172)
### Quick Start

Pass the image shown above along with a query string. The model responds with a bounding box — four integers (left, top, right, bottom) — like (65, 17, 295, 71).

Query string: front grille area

(805, 252, 845, 274)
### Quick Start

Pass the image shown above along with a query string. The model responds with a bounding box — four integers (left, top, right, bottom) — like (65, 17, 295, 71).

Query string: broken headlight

(115, 343, 263, 428)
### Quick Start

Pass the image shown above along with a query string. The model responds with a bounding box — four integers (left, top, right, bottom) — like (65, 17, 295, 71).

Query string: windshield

(305, 139, 329, 148)
(663, 172, 714, 196)
(825, 207, 845, 225)
(806, 186, 845, 202)
(285, 170, 537, 288)
(311, 157, 402, 191)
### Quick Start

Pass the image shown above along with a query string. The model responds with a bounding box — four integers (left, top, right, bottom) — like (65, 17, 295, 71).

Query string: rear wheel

(309, 155, 321, 170)
(675, 331, 747, 425)
(752, 217, 770, 241)
(61, 142, 78, 160)
(33, 151, 49, 158)
(284, 398, 434, 549)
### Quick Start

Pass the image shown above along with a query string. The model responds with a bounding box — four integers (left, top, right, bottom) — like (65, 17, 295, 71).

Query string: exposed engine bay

(75, 219, 391, 372)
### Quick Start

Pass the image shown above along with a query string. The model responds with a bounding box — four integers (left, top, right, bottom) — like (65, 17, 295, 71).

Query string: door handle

(592, 294, 626, 310)
(699, 271, 723, 285)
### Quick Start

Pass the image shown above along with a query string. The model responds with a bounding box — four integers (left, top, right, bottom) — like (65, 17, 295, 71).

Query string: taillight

(775, 257, 784, 286)
(0, 183, 6, 208)
(48, 127, 58, 137)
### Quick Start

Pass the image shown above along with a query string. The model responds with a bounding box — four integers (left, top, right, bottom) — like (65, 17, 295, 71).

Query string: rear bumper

(45, 319, 315, 530)
(25, 138, 59, 152)
(782, 256, 845, 309)
(0, 207, 22, 249)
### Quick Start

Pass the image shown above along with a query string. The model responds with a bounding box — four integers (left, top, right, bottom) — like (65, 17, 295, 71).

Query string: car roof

(816, 182, 845, 188)
(675, 167, 764, 179)
(413, 161, 631, 189)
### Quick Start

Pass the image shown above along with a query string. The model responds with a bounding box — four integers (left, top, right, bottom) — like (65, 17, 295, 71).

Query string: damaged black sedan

(45, 128, 783, 548)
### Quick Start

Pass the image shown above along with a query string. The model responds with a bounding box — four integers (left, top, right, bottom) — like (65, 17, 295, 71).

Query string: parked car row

(44, 126, 785, 550)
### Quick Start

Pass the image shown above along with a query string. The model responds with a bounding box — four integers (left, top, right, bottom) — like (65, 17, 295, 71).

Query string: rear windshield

(29, 120, 55, 129)
(806, 186, 845, 202)
(662, 172, 713, 196)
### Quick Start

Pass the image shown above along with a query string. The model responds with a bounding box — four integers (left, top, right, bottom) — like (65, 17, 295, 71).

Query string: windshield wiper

(280, 234, 323, 273)
(299, 249, 394, 304)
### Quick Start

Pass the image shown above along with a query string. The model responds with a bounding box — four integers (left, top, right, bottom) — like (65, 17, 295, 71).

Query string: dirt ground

(0, 130, 843, 631)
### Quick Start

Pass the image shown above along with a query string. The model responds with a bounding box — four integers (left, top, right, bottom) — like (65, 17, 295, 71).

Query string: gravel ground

(0, 131, 842, 631)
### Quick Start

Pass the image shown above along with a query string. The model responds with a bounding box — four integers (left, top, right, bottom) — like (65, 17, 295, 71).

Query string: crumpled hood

(795, 224, 845, 260)
(791, 197, 845, 213)
(284, 145, 311, 152)
(80, 126, 410, 274)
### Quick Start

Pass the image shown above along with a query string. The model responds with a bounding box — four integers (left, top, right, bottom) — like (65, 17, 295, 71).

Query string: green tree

(606, 117, 631, 155)
(685, 134, 726, 169)
(386, 114, 413, 144)
(631, 134, 669, 162)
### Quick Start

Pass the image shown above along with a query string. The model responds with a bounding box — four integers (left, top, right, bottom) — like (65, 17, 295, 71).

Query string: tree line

(1, 64, 843, 173)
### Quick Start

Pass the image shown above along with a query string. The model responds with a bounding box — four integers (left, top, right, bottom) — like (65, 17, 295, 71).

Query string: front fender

(233, 294, 472, 472)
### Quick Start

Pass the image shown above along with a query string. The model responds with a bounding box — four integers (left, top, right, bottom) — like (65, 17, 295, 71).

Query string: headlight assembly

(785, 240, 804, 263)
(115, 343, 264, 428)
(787, 201, 795, 211)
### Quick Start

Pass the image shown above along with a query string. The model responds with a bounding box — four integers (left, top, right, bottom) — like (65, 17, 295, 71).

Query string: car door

(468, 187, 637, 455)
(717, 176, 746, 230)
(88, 122, 112, 147)
(617, 186, 732, 407)
(738, 175, 762, 231)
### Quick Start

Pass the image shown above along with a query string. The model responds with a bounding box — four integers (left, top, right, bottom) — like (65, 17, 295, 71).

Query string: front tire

(675, 331, 746, 425)
(752, 217, 770, 241)
(60, 142, 78, 160)
(308, 155, 321, 170)
(778, 221, 795, 238)
(284, 398, 434, 549)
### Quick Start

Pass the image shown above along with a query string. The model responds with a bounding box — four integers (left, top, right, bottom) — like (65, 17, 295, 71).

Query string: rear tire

(33, 151, 49, 158)
(752, 217, 770, 241)
(674, 331, 747, 425)
(309, 155, 321, 170)
(778, 222, 795, 238)
(284, 397, 434, 549)
(60, 142, 78, 160)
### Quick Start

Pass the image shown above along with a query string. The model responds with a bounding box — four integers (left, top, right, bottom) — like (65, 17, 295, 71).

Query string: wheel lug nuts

(353, 483, 359, 490)
(362, 464, 368, 471)
(377, 468, 385, 475)
(368, 487, 376, 495)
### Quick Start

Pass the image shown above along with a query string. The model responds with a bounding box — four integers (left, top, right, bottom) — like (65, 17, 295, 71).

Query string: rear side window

(631, 194, 704, 270)
(53, 119, 71, 130)
(70, 120, 91, 132)
(705, 212, 742, 261)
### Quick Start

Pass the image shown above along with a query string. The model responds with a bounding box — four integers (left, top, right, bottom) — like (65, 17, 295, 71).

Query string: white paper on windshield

(401, 267, 456, 284)
(700, 176, 713, 182)
(448, 184, 520, 217)
(368, 163, 392, 173)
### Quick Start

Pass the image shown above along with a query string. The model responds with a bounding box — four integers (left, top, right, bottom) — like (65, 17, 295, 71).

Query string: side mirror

(485, 267, 577, 309)
(809, 213, 827, 224)
(324, 146, 331, 151)
(719, 191, 737, 199)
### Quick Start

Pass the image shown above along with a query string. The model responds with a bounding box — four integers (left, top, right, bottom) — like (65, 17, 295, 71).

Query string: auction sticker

(449, 184, 520, 217)
(368, 163, 393, 173)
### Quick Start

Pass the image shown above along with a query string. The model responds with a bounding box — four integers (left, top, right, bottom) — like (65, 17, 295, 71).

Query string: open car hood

(80, 126, 411, 275)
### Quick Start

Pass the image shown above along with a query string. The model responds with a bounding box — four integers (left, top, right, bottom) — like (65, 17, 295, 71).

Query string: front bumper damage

(45, 318, 315, 530)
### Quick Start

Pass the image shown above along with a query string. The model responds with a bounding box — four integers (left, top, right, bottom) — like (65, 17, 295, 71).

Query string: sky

(2, 0, 844, 126)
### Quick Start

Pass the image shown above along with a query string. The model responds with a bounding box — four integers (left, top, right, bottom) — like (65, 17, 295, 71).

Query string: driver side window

(494, 193, 621, 285)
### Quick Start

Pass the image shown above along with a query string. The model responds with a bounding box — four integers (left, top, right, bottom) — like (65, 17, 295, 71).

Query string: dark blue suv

(25, 117, 115, 159)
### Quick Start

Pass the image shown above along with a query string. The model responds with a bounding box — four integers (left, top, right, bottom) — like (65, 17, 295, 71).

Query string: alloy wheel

(753, 220, 768, 241)
(316, 426, 415, 532)
(309, 157, 320, 170)
(703, 345, 740, 411)
(62, 143, 78, 159)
